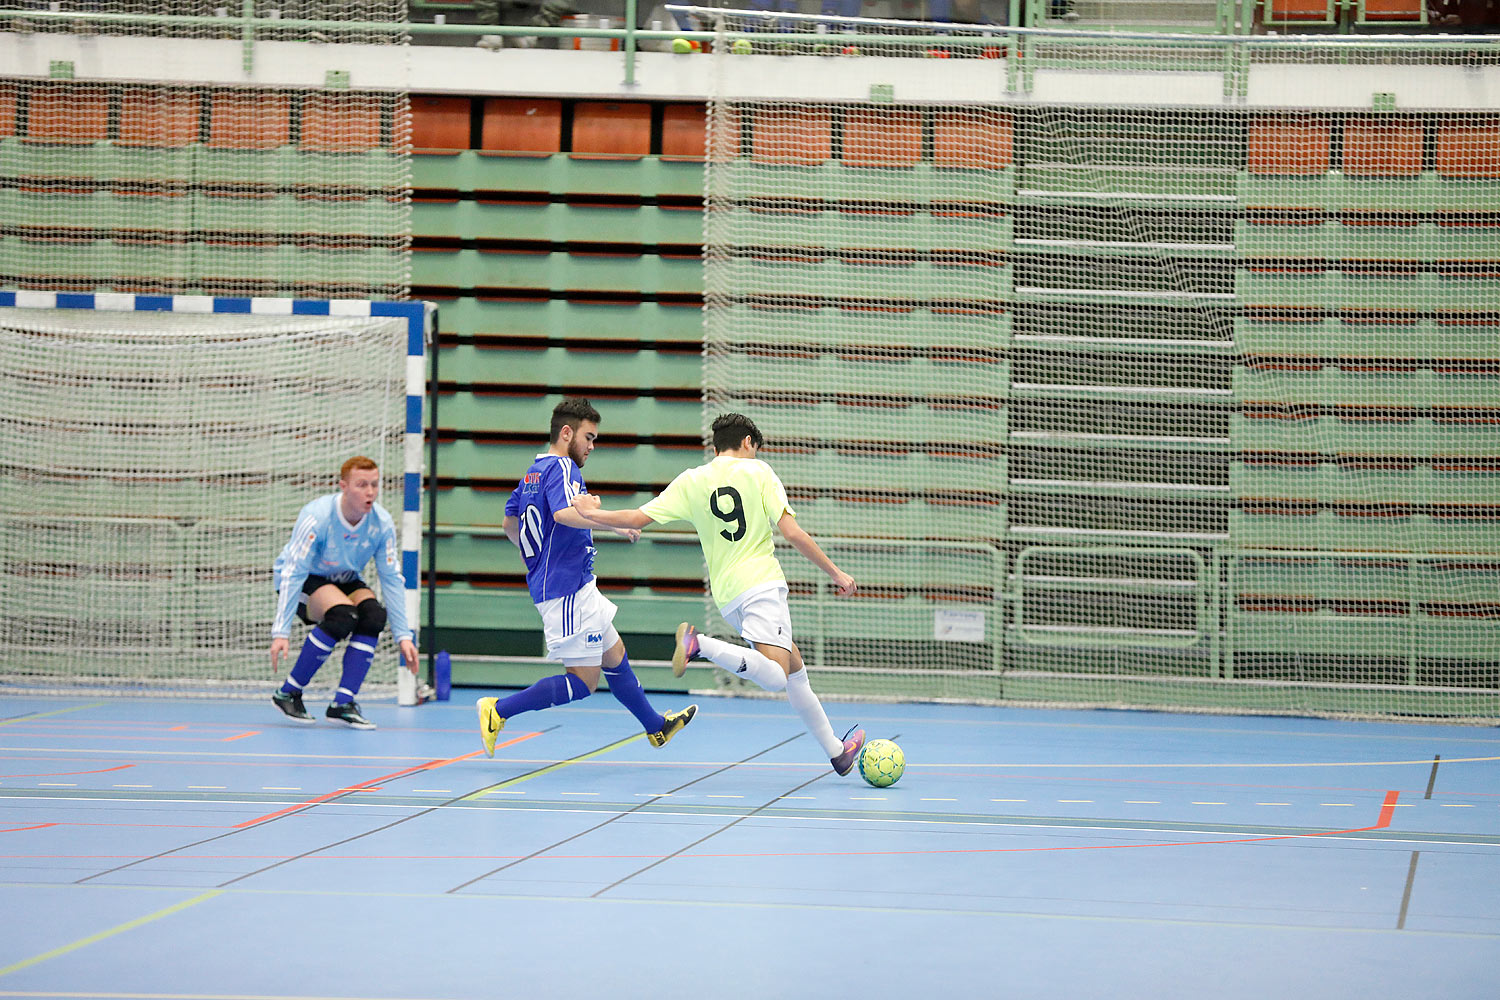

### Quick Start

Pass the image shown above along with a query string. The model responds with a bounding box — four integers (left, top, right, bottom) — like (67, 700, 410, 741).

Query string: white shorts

(720, 582, 795, 651)
(536, 580, 620, 667)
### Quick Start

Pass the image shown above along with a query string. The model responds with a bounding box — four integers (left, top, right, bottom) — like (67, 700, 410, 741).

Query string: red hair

(339, 455, 378, 481)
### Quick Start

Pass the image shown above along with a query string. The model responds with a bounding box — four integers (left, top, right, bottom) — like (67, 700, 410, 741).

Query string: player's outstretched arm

(777, 512, 857, 597)
(569, 494, 653, 531)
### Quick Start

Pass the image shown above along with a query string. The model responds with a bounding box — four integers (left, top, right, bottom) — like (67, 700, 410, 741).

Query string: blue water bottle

(435, 650, 451, 701)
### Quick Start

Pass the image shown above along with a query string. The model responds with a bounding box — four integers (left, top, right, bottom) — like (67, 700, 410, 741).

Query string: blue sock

(492, 672, 590, 719)
(603, 653, 665, 733)
(280, 626, 337, 695)
(333, 633, 377, 705)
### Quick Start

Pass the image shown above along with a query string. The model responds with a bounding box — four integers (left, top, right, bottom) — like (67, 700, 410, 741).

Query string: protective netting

(0, 2, 410, 299)
(0, 306, 407, 694)
(698, 11, 1500, 718)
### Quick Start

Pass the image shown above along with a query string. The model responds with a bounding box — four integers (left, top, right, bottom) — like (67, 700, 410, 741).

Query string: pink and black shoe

(671, 622, 701, 678)
(831, 725, 866, 776)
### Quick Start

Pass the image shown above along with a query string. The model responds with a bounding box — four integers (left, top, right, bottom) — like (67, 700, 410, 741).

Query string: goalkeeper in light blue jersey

(269, 456, 417, 730)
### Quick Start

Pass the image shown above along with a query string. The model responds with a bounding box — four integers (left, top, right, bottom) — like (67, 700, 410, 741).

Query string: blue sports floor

(0, 690, 1497, 999)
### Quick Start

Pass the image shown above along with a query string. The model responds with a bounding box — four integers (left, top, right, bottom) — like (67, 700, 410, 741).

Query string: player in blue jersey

(270, 456, 417, 730)
(476, 397, 696, 756)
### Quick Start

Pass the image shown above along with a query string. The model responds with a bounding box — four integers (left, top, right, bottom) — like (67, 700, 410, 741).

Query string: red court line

(0, 764, 135, 779)
(231, 735, 535, 829)
(221, 731, 259, 742)
(54, 789, 1388, 864)
(0, 824, 57, 834)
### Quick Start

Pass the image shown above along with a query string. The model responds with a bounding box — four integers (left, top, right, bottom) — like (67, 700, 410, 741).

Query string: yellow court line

(0, 705, 105, 729)
(462, 731, 646, 800)
(0, 890, 221, 979)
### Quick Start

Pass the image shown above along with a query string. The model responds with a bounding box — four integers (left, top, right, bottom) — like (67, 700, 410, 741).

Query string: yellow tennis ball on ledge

(671, 37, 693, 53)
(731, 38, 752, 54)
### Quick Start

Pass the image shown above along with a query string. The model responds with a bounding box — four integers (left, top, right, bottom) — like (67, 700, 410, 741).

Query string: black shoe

(272, 689, 315, 724)
(325, 700, 377, 730)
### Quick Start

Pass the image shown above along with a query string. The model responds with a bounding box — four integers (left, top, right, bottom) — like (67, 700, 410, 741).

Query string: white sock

(696, 634, 787, 692)
(785, 667, 842, 757)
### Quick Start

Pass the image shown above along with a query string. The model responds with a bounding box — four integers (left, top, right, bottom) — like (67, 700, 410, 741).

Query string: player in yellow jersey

(570, 412, 867, 776)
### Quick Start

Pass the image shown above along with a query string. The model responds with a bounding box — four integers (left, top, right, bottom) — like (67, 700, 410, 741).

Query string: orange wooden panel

(118, 89, 202, 148)
(207, 91, 291, 149)
(27, 84, 109, 143)
(750, 107, 832, 166)
(1247, 117, 1331, 175)
(480, 98, 562, 155)
(301, 93, 383, 152)
(844, 108, 922, 168)
(933, 111, 1012, 170)
(1436, 120, 1500, 179)
(1268, 0, 1333, 18)
(1343, 119, 1422, 177)
(661, 103, 706, 161)
(411, 96, 470, 152)
(571, 101, 650, 159)
(1361, 0, 1424, 18)
(0, 83, 16, 138)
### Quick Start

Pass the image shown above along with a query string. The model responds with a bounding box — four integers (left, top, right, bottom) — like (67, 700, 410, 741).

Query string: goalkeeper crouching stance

(269, 456, 418, 730)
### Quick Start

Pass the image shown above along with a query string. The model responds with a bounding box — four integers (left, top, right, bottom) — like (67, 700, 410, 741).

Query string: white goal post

(0, 290, 430, 696)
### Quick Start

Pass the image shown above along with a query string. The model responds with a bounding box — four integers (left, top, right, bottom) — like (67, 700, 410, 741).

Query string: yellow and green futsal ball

(858, 738, 905, 788)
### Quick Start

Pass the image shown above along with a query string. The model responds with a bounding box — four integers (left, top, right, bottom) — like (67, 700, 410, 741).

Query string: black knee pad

(319, 603, 360, 642)
(355, 598, 387, 637)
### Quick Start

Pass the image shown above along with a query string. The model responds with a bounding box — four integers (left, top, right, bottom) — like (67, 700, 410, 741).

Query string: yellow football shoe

(477, 697, 506, 757)
(647, 703, 697, 748)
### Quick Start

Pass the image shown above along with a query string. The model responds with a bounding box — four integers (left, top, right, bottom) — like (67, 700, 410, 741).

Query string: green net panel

(0, 2, 410, 299)
(692, 9, 1500, 718)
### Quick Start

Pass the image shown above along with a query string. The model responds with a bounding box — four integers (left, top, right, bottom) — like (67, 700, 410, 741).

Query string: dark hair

(711, 412, 763, 453)
(551, 397, 601, 442)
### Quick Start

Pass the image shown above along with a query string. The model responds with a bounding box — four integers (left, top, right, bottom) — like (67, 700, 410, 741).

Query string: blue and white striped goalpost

(0, 290, 432, 697)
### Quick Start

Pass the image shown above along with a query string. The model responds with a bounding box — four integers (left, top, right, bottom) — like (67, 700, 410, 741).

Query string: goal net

(0, 295, 418, 695)
(692, 9, 1500, 719)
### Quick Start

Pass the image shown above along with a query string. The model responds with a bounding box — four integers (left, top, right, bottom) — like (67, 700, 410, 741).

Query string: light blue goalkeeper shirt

(271, 493, 413, 641)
